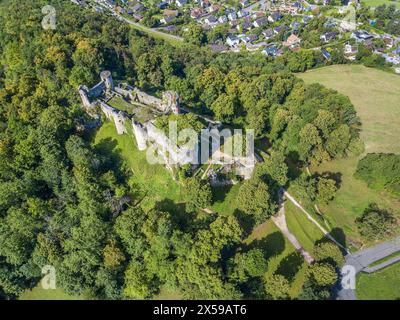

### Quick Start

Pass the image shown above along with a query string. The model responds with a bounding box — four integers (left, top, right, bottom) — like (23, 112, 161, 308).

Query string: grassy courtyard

(299, 65, 400, 247)
(94, 121, 185, 210)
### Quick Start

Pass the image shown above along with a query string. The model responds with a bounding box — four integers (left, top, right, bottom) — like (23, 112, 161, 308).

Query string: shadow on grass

(153, 199, 194, 230)
(315, 227, 347, 253)
(247, 231, 286, 259)
(212, 185, 233, 204)
(234, 209, 256, 239)
(275, 251, 304, 282)
(94, 137, 127, 181)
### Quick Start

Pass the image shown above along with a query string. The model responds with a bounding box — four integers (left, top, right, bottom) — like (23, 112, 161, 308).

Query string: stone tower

(100, 70, 114, 92)
(78, 85, 92, 109)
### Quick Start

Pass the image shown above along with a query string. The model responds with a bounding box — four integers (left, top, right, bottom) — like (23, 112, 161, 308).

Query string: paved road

(336, 236, 400, 300)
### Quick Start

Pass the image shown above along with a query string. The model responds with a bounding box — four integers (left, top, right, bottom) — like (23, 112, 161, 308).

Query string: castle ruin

(78, 71, 256, 180)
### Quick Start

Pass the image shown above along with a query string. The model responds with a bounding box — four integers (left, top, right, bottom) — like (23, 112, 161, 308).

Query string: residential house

(218, 15, 228, 24)
(273, 25, 287, 35)
(205, 16, 218, 27)
(253, 17, 268, 28)
(283, 34, 301, 48)
(344, 43, 358, 60)
(241, 34, 258, 44)
(157, 1, 169, 9)
(302, 15, 313, 24)
(351, 30, 374, 43)
(191, 8, 204, 19)
(382, 53, 400, 65)
(129, 2, 145, 13)
(208, 4, 221, 13)
(383, 35, 394, 48)
(268, 12, 282, 23)
(263, 28, 274, 40)
(175, 0, 187, 7)
(228, 12, 237, 21)
(239, 20, 253, 32)
(321, 48, 331, 60)
(262, 46, 281, 57)
(320, 32, 339, 43)
(238, 10, 249, 18)
(226, 35, 240, 47)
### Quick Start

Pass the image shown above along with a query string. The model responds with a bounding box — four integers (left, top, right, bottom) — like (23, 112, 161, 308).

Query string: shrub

(355, 204, 397, 241)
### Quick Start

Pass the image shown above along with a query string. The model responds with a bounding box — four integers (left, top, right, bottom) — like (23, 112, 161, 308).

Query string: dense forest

(0, 0, 360, 300)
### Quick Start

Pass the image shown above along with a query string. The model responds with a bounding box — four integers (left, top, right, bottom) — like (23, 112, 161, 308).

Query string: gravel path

(272, 189, 314, 264)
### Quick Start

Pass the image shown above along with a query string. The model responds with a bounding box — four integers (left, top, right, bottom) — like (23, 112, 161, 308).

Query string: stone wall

(99, 101, 127, 135)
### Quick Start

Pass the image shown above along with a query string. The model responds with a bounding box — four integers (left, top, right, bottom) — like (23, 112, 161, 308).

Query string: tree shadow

(212, 185, 233, 204)
(234, 209, 256, 239)
(315, 228, 348, 255)
(153, 199, 192, 229)
(94, 137, 126, 180)
(286, 151, 302, 181)
(247, 231, 286, 260)
(275, 251, 304, 282)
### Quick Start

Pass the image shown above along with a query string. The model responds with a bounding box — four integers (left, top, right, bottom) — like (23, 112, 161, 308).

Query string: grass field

(362, 0, 400, 8)
(298, 65, 400, 247)
(356, 263, 400, 300)
(299, 65, 400, 155)
(19, 285, 82, 300)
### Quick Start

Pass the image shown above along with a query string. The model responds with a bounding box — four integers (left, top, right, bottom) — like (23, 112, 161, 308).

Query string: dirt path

(272, 190, 314, 264)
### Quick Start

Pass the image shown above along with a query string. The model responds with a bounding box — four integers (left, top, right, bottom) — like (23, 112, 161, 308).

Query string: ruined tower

(100, 70, 114, 92)
(78, 85, 92, 109)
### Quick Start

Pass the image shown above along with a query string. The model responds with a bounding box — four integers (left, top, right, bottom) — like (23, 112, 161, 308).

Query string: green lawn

(19, 285, 82, 300)
(285, 201, 325, 254)
(211, 184, 241, 215)
(356, 262, 400, 300)
(299, 65, 400, 247)
(362, 0, 400, 8)
(244, 221, 307, 299)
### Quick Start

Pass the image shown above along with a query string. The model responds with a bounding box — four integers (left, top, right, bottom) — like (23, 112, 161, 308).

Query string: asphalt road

(336, 236, 400, 300)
